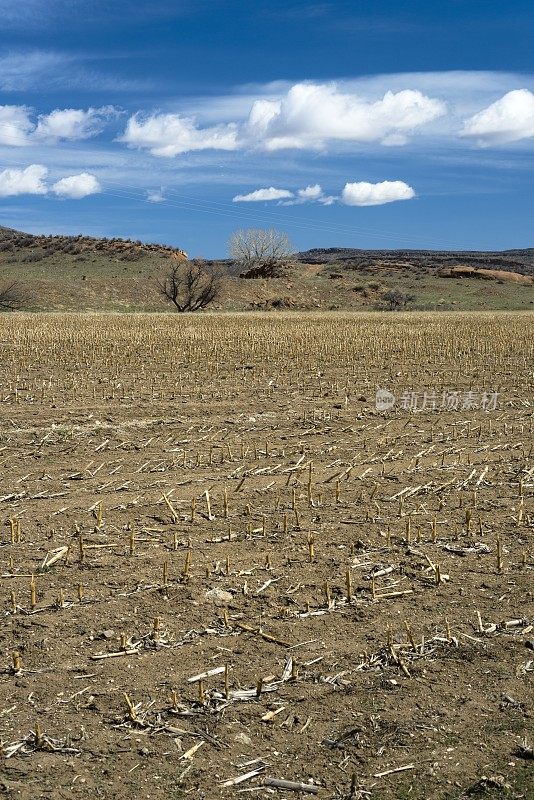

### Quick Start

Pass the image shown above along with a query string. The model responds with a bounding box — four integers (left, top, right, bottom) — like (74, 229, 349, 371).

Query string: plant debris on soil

(0, 311, 532, 800)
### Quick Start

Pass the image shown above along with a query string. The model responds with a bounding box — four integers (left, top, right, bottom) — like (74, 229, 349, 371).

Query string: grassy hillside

(0, 226, 188, 312)
(0, 226, 533, 311)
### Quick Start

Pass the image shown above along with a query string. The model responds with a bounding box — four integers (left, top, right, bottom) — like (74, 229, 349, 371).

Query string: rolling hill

(0, 226, 532, 312)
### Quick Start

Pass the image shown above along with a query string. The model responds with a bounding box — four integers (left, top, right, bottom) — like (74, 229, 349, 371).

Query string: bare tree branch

(228, 229, 294, 278)
(157, 260, 223, 312)
(375, 289, 416, 311)
(0, 281, 27, 311)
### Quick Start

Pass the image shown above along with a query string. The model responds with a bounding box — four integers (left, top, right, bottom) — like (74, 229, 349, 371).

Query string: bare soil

(0, 312, 532, 800)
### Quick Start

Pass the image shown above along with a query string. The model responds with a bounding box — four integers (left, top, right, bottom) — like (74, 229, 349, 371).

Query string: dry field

(0, 312, 532, 800)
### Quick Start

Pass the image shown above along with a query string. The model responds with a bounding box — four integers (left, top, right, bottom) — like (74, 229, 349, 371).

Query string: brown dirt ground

(0, 312, 532, 800)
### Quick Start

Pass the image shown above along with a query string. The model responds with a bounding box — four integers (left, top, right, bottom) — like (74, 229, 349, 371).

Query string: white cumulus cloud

(120, 112, 238, 156)
(0, 103, 117, 146)
(282, 183, 338, 206)
(244, 83, 446, 150)
(341, 180, 415, 206)
(52, 172, 101, 199)
(298, 183, 323, 200)
(120, 82, 445, 157)
(35, 106, 117, 142)
(461, 89, 534, 145)
(233, 187, 294, 202)
(233, 180, 414, 207)
(298, 184, 337, 204)
(0, 164, 48, 196)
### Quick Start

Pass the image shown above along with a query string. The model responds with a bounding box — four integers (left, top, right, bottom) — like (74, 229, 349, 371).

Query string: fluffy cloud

(52, 172, 101, 199)
(298, 184, 323, 200)
(232, 184, 337, 204)
(0, 104, 116, 146)
(0, 105, 34, 146)
(120, 113, 238, 156)
(120, 82, 445, 157)
(233, 187, 294, 202)
(341, 180, 415, 206)
(0, 164, 48, 196)
(0, 166, 101, 199)
(0, 164, 102, 200)
(295, 184, 337, 205)
(461, 89, 534, 145)
(233, 180, 415, 206)
(35, 106, 117, 142)
(244, 83, 446, 150)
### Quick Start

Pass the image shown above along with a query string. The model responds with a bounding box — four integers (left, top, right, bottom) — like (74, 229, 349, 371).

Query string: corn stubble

(0, 311, 532, 798)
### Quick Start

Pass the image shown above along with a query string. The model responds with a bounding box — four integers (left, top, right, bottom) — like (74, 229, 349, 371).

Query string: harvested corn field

(0, 312, 532, 800)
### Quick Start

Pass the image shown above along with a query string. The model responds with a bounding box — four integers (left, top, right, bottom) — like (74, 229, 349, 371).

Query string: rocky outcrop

(438, 266, 533, 284)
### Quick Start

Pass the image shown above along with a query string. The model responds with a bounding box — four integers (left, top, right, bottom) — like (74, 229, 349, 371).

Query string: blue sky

(0, 0, 533, 256)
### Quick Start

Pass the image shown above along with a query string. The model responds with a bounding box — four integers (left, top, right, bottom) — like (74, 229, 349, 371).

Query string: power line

(102, 184, 453, 249)
(0, 120, 458, 249)
(102, 178, 456, 249)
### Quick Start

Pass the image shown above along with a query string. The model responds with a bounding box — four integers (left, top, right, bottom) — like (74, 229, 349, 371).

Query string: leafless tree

(376, 289, 415, 311)
(0, 281, 27, 311)
(158, 259, 223, 312)
(229, 229, 294, 278)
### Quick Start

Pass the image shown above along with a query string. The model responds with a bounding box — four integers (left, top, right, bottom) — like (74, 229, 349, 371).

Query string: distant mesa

(296, 247, 534, 277)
